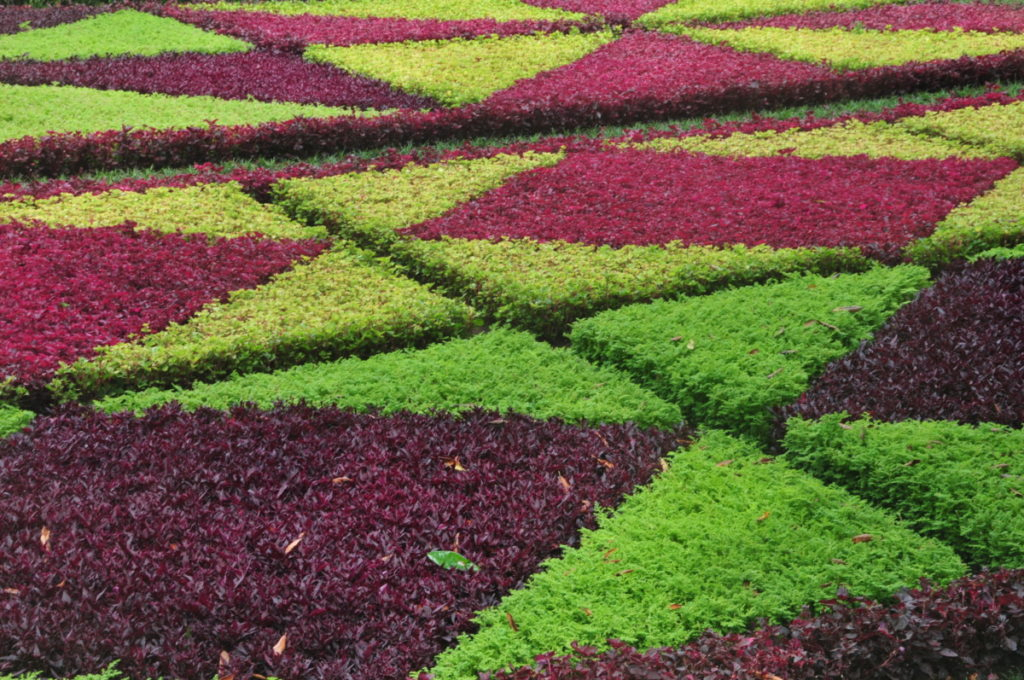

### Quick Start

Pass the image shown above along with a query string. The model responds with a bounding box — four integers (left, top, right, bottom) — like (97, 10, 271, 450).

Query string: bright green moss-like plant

(0, 405, 33, 439)
(205, 0, 586, 21)
(672, 26, 1024, 72)
(569, 266, 930, 441)
(0, 10, 250, 61)
(784, 415, 1024, 568)
(304, 30, 614, 106)
(271, 152, 564, 247)
(50, 245, 475, 401)
(895, 100, 1024, 158)
(0, 182, 323, 240)
(638, 0, 903, 26)
(95, 329, 683, 428)
(426, 431, 965, 680)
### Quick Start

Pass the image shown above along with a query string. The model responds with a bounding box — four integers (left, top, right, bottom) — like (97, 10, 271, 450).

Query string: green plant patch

(394, 237, 871, 340)
(784, 415, 1024, 568)
(627, 120, 1000, 160)
(0, 182, 323, 240)
(906, 167, 1024, 265)
(0, 405, 33, 439)
(638, 0, 903, 26)
(671, 26, 1024, 72)
(0, 84, 379, 143)
(895, 100, 1024, 158)
(204, 0, 586, 21)
(94, 328, 683, 429)
(971, 243, 1024, 260)
(426, 430, 965, 680)
(304, 30, 615, 106)
(569, 266, 930, 441)
(50, 244, 475, 401)
(0, 10, 249, 61)
(271, 152, 564, 247)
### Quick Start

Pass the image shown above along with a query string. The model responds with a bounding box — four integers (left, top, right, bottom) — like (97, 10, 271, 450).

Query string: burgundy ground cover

(0, 221, 326, 395)
(162, 6, 591, 50)
(0, 4, 108, 36)
(725, 1, 1024, 32)
(0, 52, 439, 109)
(0, 405, 682, 680)
(518, 0, 676, 24)
(402, 150, 1016, 252)
(477, 569, 1024, 680)
(786, 257, 1024, 428)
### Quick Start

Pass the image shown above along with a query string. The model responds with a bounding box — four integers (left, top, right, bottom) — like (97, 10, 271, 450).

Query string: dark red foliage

(402, 150, 1015, 252)
(161, 5, 593, 50)
(786, 257, 1024, 427)
(725, 1, 1024, 32)
(517, 0, 677, 24)
(470, 569, 1024, 680)
(0, 4, 110, 36)
(0, 405, 682, 680)
(0, 221, 326, 394)
(0, 51, 440, 109)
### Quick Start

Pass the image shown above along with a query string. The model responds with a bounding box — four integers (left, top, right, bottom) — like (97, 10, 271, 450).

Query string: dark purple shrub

(517, 0, 677, 24)
(0, 4, 110, 36)
(0, 405, 683, 680)
(0, 221, 327, 396)
(724, 1, 1024, 32)
(785, 257, 1024, 427)
(0, 52, 440, 109)
(472, 569, 1024, 680)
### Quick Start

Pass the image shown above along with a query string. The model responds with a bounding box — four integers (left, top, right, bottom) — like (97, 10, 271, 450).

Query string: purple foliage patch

(787, 257, 1024, 427)
(477, 569, 1024, 680)
(0, 405, 682, 680)
(0, 4, 109, 36)
(726, 1, 1024, 32)
(517, 0, 676, 24)
(0, 51, 439, 109)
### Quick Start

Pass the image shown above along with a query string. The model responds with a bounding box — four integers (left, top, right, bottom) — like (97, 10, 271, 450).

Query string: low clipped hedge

(784, 415, 1024, 568)
(0, 405, 33, 439)
(570, 266, 930, 441)
(425, 430, 965, 680)
(637, 0, 904, 25)
(94, 328, 683, 429)
(897, 100, 1024, 158)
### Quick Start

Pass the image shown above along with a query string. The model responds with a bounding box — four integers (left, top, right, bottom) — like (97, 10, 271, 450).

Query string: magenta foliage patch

(0, 405, 681, 680)
(403, 150, 1016, 252)
(482, 31, 837, 117)
(0, 4, 108, 36)
(517, 0, 676, 24)
(787, 257, 1024, 428)
(0, 51, 438, 109)
(478, 570, 1024, 680)
(725, 1, 1024, 32)
(0, 222, 326, 393)
(162, 6, 591, 50)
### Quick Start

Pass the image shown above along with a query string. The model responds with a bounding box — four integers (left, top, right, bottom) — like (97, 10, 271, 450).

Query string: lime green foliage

(0, 183, 323, 240)
(895, 100, 1024, 157)
(396, 238, 871, 340)
(639, 0, 902, 25)
(427, 431, 965, 679)
(628, 119, 999, 159)
(907, 167, 1024, 266)
(0, 664, 127, 680)
(784, 415, 1024, 567)
(304, 31, 614, 106)
(971, 243, 1024, 260)
(673, 26, 1024, 71)
(569, 266, 930, 441)
(0, 405, 33, 438)
(0, 84, 377, 143)
(205, 0, 585, 20)
(271, 152, 563, 247)
(0, 10, 249, 61)
(50, 245, 475, 401)
(94, 329, 683, 428)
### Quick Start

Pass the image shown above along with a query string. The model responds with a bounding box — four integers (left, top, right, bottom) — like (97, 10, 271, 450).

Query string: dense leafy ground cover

(3, 1, 1024, 679)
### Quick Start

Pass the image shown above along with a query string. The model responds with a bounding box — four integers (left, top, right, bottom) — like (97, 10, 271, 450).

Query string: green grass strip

(638, 0, 903, 25)
(906, 166, 1024, 266)
(50, 244, 475, 401)
(0, 84, 379, 143)
(0, 10, 249, 61)
(569, 266, 930, 442)
(395, 238, 871, 340)
(670, 26, 1024, 72)
(895, 100, 1024, 158)
(626, 119, 1000, 159)
(784, 415, 1024, 568)
(304, 30, 614, 106)
(94, 328, 683, 428)
(204, 0, 586, 21)
(0, 182, 324, 240)
(0, 405, 34, 439)
(271, 151, 564, 247)
(427, 430, 965, 679)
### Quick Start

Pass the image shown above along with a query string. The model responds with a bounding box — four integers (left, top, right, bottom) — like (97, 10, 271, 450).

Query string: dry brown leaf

(832, 306, 863, 313)
(2, 588, 19, 595)
(852, 534, 873, 543)
(272, 634, 287, 655)
(284, 532, 306, 555)
(506, 612, 519, 632)
(659, 458, 670, 472)
(331, 476, 352, 484)
(39, 527, 51, 551)
(558, 475, 571, 492)
(442, 457, 465, 471)
(668, 603, 682, 610)
(756, 511, 771, 523)
(715, 459, 733, 467)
